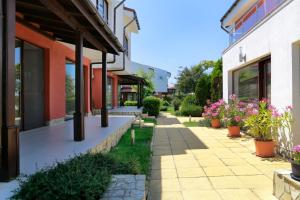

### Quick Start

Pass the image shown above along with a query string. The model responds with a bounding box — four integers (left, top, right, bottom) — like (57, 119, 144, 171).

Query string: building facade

(0, 0, 141, 181)
(221, 0, 300, 153)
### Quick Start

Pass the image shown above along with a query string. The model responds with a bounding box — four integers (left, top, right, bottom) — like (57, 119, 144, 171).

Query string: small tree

(210, 59, 223, 102)
(195, 74, 211, 107)
(137, 70, 155, 98)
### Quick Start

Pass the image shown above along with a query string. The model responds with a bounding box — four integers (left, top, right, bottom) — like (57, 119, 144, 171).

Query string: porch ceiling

(118, 75, 147, 85)
(16, 0, 124, 54)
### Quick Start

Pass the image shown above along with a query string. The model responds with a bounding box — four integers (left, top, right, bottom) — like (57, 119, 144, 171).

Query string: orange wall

(92, 68, 119, 109)
(16, 23, 91, 121)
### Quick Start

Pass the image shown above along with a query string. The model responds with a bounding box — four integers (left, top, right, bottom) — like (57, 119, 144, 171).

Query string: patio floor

(0, 115, 135, 199)
(149, 113, 290, 200)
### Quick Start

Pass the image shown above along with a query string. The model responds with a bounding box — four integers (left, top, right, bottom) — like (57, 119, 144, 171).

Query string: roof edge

(124, 6, 141, 30)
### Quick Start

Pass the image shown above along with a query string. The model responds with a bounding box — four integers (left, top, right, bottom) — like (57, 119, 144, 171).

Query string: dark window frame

(97, 0, 109, 23)
(232, 56, 271, 101)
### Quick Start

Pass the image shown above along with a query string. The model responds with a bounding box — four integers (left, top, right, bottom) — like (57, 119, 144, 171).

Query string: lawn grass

(143, 117, 157, 124)
(183, 121, 200, 127)
(12, 125, 154, 200)
(108, 125, 153, 175)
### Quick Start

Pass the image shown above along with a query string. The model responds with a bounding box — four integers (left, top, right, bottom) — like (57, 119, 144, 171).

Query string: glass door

(107, 77, 113, 109)
(65, 61, 76, 119)
(15, 39, 22, 128)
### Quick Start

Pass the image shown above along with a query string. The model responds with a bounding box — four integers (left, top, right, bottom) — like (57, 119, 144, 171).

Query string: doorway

(15, 39, 45, 131)
(65, 61, 76, 119)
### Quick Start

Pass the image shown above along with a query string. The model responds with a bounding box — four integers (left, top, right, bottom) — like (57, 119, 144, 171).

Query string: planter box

(273, 169, 300, 200)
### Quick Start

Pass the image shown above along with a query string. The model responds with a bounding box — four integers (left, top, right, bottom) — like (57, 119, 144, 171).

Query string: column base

(0, 125, 19, 182)
(73, 112, 85, 141)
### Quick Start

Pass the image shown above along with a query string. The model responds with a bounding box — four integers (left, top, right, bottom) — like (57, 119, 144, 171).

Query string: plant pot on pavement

(254, 139, 275, 158)
(211, 119, 221, 128)
(291, 161, 300, 180)
(228, 126, 241, 137)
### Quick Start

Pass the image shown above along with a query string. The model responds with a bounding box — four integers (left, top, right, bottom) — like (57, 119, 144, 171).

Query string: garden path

(149, 113, 290, 200)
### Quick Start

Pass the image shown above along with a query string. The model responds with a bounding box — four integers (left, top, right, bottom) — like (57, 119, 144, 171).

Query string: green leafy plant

(224, 94, 245, 127)
(195, 74, 211, 106)
(172, 98, 181, 111)
(180, 104, 202, 117)
(181, 94, 197, 106)
(124, 100, 138, 106)
(143, 96, 161, 117)
(244, 100, 281, 141)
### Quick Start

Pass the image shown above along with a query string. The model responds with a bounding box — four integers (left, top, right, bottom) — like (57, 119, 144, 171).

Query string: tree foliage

(176, 60, 214, 94)
(137, 70, 155, 97)
(195, 74, 211, 106)
(210, 59, 223, 102)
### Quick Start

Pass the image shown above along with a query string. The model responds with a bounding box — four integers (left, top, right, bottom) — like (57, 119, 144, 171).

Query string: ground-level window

(233, 58, 271, 101)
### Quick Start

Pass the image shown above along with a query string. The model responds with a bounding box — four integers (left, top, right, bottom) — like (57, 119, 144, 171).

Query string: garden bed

(12, 123, 154, 200)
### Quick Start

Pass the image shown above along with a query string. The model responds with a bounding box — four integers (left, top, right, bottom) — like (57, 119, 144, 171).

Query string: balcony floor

(0, 115, 135, 199)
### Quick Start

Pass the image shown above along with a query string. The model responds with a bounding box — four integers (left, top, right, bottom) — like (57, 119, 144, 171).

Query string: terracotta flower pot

(254, 140, 275, 158)
(227, 126, 241, 137)
(211, 119, 221, 128)
(291, 161, 300, 180)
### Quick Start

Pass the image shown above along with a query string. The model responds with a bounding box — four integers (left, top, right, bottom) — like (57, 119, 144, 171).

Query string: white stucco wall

(222, 0, 300, 150)
(131, 62, 171, 93)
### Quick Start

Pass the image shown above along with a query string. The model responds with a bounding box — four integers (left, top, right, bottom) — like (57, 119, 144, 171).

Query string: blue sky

(125, 0, 235, 84)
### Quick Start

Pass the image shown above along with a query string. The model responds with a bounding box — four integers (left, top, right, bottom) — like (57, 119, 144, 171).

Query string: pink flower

(212, 112, 219, 117)
(293, 145, 300, 153)
(251, 109, 259, 115)
(218, 99, 225, 105)
(230, 94, 237, 100)
(234, 116, 241, 122)
(286, 106, 292, 110)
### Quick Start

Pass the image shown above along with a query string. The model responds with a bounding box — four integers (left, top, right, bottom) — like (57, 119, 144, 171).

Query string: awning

(16, 0, 124, 54)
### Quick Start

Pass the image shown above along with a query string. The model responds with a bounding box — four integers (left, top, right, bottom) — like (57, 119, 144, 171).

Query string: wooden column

(0, 0, 19, 181)
(73, 31, 85, 141)
(137, 81, 141, 109)
(101, 52, 108, 127)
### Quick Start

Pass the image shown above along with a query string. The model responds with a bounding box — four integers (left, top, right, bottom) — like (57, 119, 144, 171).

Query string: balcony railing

(228, 0, 285, 45)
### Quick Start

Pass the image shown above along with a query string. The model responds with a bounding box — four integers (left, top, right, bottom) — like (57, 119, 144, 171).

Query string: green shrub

(180, 104, 203, 117)
(163, 96, 173, 104)
(12, 153, 137, 200)
(66, 97, 75, 114)
(124, 100, 137, 106)
(160, 106, 168, 111)
(195, 75, 211, 106)
(143, 96, 161, 117)
(182, 94, 197, 106)
(162, 100, 170, 107)
(172, 98, 181, 111)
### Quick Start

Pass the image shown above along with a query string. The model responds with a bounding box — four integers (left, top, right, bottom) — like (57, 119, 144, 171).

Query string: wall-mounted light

(239, 46, 246, 62)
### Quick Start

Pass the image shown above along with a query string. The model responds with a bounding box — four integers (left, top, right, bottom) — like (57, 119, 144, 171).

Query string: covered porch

(0, 115, 135, 199)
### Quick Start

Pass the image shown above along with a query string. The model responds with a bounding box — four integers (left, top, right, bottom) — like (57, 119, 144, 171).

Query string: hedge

(180, 104, 203, 117)
(124, 100, 137, 106)
(143, 96, 161, 117)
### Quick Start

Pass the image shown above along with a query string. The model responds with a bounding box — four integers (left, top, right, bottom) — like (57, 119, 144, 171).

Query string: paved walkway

(149, 113, 290, 200)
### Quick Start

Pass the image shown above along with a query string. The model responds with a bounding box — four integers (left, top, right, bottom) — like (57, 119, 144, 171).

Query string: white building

(131, 62, 171, 94)
(221, 0, 300, 152)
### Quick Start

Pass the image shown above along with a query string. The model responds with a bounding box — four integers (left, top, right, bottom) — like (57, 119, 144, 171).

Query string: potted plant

(245, 100, 281, 158)
(224, 94, 245, 137)
(202, 99, 225, 128)
(291, 145, 300, 180)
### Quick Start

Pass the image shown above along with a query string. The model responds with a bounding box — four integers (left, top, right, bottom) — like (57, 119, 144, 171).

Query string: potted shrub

(291, 145, 300, 180)
(224, 95, 245, 137)
(245, 100, 281, 158)
(202, 99, 225, 128)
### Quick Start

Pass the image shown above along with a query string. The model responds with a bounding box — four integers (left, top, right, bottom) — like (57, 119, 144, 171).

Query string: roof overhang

(221, 0, 256, 30)
(16, 0, 124, 54)
(118, 75, 147, 85)
(124, 7, 140, 33)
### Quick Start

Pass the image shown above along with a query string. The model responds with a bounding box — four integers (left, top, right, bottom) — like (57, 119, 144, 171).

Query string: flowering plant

(202, 99, 225, 120)
(244, 99, 281, 141)
(224, 94, 245, 127)
(293, 145, 300, 164)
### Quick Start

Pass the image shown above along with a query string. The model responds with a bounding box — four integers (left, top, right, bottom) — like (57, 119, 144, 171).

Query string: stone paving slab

(149, 114, 290, 200)
(101, 175, 146, 200)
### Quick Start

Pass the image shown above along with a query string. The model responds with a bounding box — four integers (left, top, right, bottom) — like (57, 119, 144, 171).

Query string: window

(124, 35, 129, 56)
(97, 0, 108, 23)
(233, 58, 271, 101)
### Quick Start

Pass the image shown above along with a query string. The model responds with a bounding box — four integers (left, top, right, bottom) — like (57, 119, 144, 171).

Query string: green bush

(12, 153, 137, 200)
(163, 96, 173, 104)
(172, 98, 181, 111)
(180, 104, 203, 117)
(124, 100, 137, 106)
(182, 94, 197, 106)
(143, 96, 161, 117)
(195, 75, 211, 106)
(162, 100, 170, 107)
(160, 106, 168, 111)
(66, 97, 75, 114)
